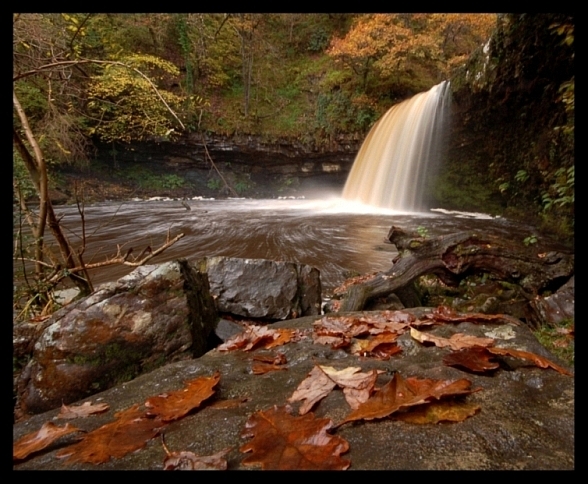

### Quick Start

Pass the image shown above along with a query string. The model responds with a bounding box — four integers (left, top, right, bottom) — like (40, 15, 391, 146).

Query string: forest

(13, 13, 574, 312)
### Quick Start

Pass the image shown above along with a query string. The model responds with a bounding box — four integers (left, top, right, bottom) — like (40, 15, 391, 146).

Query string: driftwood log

(337, 227, 574, 312)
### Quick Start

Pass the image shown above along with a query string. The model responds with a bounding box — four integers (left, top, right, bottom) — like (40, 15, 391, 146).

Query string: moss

(533, 318, 574, 367)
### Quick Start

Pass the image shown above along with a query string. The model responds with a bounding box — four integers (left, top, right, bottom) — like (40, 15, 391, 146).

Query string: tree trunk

(337, 227, 574, 312)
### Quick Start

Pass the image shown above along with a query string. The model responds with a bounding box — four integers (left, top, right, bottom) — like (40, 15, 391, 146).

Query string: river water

(42, 196, 547, 295)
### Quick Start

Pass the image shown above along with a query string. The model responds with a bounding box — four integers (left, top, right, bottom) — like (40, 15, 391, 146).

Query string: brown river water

(35, 196, 549, 295)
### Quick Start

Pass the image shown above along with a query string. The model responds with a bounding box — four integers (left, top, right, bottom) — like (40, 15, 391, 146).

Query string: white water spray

(342, 81, 451, 212)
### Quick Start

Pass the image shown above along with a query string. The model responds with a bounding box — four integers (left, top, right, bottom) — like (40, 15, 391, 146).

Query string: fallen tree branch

(336, 228, 574, 312)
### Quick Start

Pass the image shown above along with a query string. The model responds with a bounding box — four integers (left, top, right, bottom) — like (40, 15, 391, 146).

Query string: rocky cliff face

(94, 132, 361, 178)
(442, 14, 574, 217)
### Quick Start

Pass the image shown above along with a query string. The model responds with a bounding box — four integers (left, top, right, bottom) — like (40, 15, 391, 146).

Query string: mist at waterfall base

(342, 81, 451, 213)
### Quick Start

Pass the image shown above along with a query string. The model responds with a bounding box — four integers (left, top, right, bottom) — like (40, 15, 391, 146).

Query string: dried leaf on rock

(218, 325, 296, 352)
(312, 334, 351, 349)
(288, 366, 337, 414)
(350, 332, 402, 359)
(145, 372, 220, 422)
(162, 435, 231, 470)
(57, 401, 110, 419)
(289, 365, 380, 413)
(443, 347, 500, 372)
(314, 315, 370, 338)
(410, 327, 495, 351)
(321, 366, 381, 410)
(240, 405, 350, 470)
(252, 361, 288, 374)
(13, 422, 82, 461)
(340, 372, 478, 426)
(55, 404, 165, 464)
(394, 401, 481, 424)
(487, 347, 573, 376)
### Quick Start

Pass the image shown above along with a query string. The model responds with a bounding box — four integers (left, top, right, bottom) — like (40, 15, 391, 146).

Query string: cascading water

(342, 81, 451, 212)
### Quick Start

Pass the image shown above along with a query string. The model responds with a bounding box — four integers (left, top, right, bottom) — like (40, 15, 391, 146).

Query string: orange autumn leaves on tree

(327, 14, 497, 88)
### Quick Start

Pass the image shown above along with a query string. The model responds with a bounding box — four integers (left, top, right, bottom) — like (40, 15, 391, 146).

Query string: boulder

(13, 309, 573, 470)
(15, 259, 218, 416)
(203, 256, 322, 320)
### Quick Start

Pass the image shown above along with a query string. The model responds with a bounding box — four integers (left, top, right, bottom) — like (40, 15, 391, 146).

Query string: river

(37, 196, 547, 295)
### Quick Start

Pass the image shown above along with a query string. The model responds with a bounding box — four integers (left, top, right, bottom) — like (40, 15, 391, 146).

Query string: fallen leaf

(443, 347, 500, 372)
(350, 332, 402, 359)
(410, 327, 495, 351)
(240, 405, 350, 470)
(252, 352, 287, 365)
(55, 405, 164, 464)
(394, 401, 481, 424)
(218, 325, 296, 352)
(340, 373, 478, 426)
(161, 435, 231, 470)
(314, 316, 370, 338)
(57, 401, 110, 419)
(251, 352, 288, 374)
(289, 365, 381, 414)
(252, 361, 288, 374)
(145, 372, 220, 421)
(288, 366, 337, 414)
(487, 347, 573, 376)
(13, 422, 82, 461)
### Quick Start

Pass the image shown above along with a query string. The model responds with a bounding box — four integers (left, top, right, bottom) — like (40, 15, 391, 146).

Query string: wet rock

(13, 310, 573, 470)
(204, 256, 322, 320)
(528, 276, 574, 327)
(15, 259, 218, 416)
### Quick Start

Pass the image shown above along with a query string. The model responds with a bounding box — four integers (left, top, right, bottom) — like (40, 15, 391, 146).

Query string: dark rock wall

(443, 14, 574, 214)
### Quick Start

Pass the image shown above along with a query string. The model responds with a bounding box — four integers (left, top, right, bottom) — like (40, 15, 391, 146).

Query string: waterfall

(342, 81, 451, 212)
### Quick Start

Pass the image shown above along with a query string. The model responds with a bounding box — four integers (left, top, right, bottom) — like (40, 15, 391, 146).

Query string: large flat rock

(13, 309, 573, 470)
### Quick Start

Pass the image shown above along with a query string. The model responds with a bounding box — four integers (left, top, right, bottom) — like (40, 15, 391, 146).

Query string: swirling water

(44, 197, 543, 295)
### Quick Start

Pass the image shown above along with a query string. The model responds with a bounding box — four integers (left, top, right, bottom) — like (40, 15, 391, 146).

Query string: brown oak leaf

(145, 372, 220, 421)
(443, 347, 500, 372)
(55, 404, 165, 464)
(13, 422, 82, 461)
(340, 372, 478, 426)
(240, 405, 350, 470)
(394, 401, 481, 424)
(487, 347, 573, 376)
(410, 327, 495, 350)
(57, 401, 110, 419)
